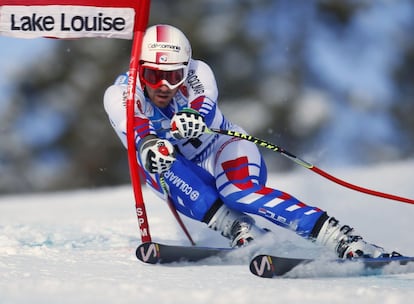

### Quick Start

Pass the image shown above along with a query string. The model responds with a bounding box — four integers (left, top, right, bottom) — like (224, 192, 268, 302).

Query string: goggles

(140, 63, 187, 90)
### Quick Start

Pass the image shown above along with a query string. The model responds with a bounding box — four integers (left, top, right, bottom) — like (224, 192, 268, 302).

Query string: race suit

(104, 58, 326, 238)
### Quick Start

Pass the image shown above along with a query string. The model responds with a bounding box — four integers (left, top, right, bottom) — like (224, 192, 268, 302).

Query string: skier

(104, 24, 395, 259)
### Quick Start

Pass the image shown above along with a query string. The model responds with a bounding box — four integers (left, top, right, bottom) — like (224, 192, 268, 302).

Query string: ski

(136, 242, 414, 278)
(136, 242, 233, 264)
(249, 254, 414, 278)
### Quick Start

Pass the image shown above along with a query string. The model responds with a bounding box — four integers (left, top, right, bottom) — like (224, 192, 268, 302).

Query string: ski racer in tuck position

(104, 24, 397, 259)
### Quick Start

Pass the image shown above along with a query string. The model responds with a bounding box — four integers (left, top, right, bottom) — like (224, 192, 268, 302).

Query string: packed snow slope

(1, 160, 414, 304)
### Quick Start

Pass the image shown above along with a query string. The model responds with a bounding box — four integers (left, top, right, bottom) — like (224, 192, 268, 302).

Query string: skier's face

(146, 85, 179, 108)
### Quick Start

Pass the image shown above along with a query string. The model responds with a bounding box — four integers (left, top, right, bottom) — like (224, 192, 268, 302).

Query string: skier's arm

(103, 75, 152, 148)
(186, 60, 219, 127)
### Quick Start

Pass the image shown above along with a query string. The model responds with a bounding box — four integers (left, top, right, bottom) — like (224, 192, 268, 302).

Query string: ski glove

(171, 108, 207, 139)
(139, 137, 176, 174)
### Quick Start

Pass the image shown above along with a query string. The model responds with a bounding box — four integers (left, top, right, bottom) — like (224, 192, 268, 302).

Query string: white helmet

(140, 24, 192, 89)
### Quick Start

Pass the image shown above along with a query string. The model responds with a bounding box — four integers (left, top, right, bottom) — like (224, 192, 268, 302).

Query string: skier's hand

(139, 137, 176, 174)
(171, 108, 207, 139)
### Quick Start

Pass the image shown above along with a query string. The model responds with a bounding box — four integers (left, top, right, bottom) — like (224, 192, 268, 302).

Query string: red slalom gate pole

(126, 0, 152, 243)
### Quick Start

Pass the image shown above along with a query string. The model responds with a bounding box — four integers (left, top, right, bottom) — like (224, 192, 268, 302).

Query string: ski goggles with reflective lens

(140, 64, 187, 90)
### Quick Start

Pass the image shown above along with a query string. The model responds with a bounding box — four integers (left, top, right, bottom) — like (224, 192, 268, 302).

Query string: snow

(1, 160, 414, 304)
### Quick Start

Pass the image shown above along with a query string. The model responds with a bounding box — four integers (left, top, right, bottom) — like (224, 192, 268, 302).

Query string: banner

(0, 0, 143, 39)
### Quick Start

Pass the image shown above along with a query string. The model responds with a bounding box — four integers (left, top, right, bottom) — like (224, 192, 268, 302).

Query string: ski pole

(208, 128, 414, 206)
(160, 175, 196, 246)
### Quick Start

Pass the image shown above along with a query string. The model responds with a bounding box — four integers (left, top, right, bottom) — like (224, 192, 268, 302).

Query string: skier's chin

(154, 95, 172, 107)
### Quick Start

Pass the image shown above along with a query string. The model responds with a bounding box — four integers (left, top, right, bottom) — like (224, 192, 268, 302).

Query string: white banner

(0, 5, 135, 39)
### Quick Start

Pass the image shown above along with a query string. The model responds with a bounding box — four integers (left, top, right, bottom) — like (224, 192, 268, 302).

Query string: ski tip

(249, 254, 414, 278)
(249, 254, 313, 278)
(249, 255, 276, 278)
(136, 242, 161, 264)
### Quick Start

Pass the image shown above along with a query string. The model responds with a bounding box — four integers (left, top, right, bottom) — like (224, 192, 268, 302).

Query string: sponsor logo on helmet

(159, 55, 168, 62)
(148, 43, 181, 52)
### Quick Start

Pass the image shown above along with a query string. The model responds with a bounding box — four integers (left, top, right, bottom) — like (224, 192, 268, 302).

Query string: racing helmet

(140, 24, 192, 90)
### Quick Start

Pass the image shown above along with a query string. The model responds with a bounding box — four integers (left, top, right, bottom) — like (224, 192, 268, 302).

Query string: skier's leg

(158, 155, 267, 246)
(160, 155, 220, 221)
(214, 138, 391, 258)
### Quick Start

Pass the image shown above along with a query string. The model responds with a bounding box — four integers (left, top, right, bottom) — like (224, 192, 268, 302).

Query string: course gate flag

(0, 0, 153, 243)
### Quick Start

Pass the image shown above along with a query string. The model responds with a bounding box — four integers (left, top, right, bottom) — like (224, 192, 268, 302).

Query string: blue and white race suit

(104, 58, 325, 238)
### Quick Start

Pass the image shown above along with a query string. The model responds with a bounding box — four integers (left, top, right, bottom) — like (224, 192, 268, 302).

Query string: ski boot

(314, 216, 398, 259)
(207, 204, 266, 247)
